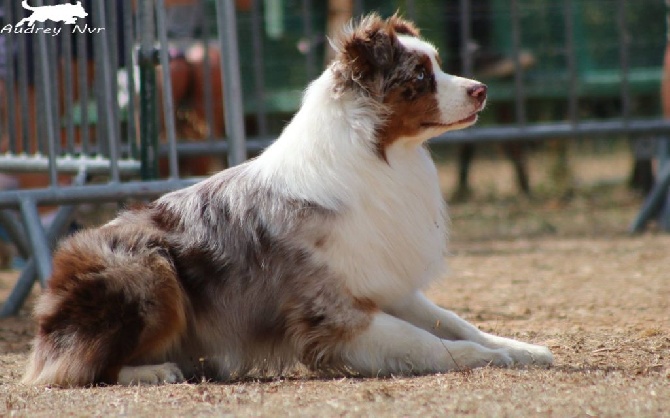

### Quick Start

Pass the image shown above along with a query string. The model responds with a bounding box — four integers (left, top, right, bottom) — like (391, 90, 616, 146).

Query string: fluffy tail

(21, 0, 34, 11)
(23, 228, 187, 386)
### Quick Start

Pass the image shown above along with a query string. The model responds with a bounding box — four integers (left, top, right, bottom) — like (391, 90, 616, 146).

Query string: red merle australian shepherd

(24, 14, 553, 386)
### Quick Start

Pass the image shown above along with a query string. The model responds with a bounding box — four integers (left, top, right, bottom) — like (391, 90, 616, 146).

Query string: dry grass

(1, 146, 669, 417)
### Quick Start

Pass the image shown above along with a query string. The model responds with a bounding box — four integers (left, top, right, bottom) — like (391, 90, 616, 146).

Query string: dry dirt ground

(1, 149, 669, 417)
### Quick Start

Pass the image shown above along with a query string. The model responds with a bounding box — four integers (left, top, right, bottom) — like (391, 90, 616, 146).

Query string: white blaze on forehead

(397, 35, 441, 71)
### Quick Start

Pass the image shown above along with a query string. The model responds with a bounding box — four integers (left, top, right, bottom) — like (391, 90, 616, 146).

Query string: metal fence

(0, 0, 244, 315)
(1, 0, 670, 316)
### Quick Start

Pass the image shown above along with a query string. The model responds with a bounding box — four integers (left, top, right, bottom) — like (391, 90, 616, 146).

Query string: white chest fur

(321, 144, 448, 306)
(254, 72, 448, 307)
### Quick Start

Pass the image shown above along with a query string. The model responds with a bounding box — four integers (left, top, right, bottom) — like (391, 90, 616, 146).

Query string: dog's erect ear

(331, 14, 420, 93)
(387, 13, 420, 38)
(338, 14, 400, 78)
(346, 30, 395, 72)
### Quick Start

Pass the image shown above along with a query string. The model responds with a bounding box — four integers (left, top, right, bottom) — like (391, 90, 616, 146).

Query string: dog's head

(332, 14, 486, 157)
(68, 2, 88, 19)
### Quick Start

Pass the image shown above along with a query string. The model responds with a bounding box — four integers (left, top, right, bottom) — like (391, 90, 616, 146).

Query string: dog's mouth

(421, 112, 480, 129)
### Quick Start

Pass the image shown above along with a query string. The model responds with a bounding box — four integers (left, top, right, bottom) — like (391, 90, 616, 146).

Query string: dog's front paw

(484, 348, 515, 368)
(117, 363, 184, 385)
(507, 344, 554, 367)
(449, 345, 513, 370)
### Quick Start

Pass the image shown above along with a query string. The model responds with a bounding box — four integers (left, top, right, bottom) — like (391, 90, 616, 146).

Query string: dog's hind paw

(117, 363, 184, 385)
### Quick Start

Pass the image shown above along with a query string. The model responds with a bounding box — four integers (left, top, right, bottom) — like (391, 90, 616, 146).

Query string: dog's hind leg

(23, 236, 188, 386)
(385, 291, 554, 366)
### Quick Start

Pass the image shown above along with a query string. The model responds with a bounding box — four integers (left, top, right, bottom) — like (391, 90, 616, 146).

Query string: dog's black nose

(467, 84, 487, 105)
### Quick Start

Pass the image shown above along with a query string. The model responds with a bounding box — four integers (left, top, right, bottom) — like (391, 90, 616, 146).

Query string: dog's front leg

(341, 312, 513, 376)
(385, 291, 553, 366)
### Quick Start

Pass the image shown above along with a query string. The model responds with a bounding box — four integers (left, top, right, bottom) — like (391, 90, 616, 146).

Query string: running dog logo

(16, 0, 88, 27)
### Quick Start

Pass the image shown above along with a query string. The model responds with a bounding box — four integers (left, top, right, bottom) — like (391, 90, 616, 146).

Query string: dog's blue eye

(417, 71, 425, 81)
